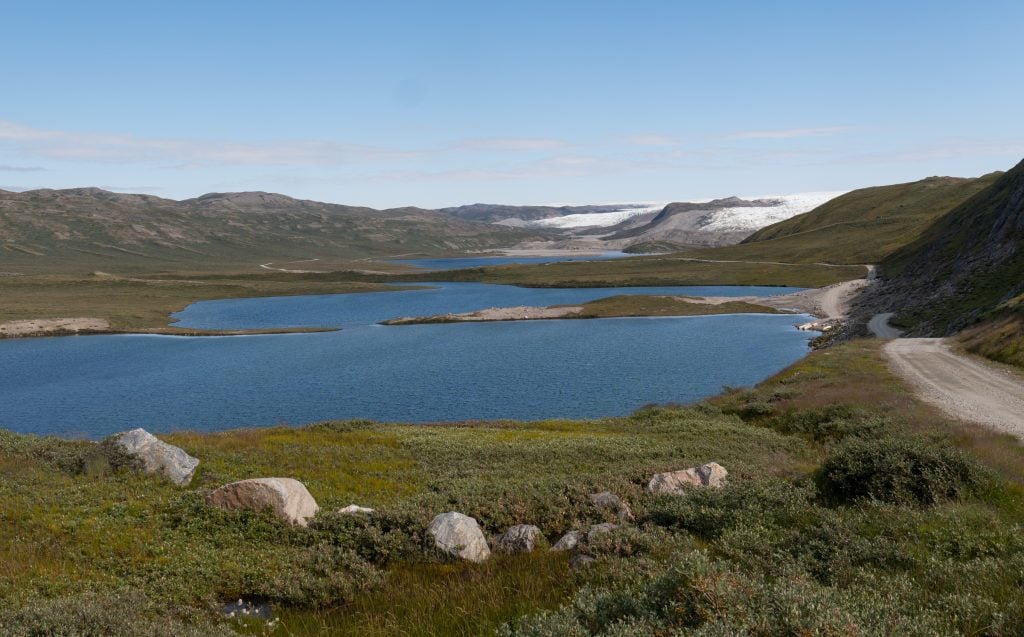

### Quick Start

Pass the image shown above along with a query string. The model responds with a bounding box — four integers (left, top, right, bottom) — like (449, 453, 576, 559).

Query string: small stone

(110, 428, 199, 486)
(551, 530, 583, 552)
(427, 512, 490, 563)
(587, 522, 618, 541)
(495, 524, 543, 553)
(207, 478, 319, 526)
(338, 504, 375, 515)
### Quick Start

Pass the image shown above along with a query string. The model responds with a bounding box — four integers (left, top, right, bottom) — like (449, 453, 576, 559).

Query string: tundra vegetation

(2, 340, 1022, 636)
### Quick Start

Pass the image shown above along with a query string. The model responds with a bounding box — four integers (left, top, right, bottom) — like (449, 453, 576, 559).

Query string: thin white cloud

(833, 138, 1024, 165)
(453, 137, 569, 151)
(725, 126, 852, 140)
(0, 164, 45, 172)
(621, 134, 680, 147)
(0, 120, 422, 167)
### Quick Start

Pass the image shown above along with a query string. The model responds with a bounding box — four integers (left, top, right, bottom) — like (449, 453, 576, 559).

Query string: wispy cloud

(621, 134, 680, 147)
(725, 126, 853, 140)
(832, 138, 1024, 165)
(0, 164, 45, 172)
(0, 120, 422, 167)
(453, 137, 569, 151)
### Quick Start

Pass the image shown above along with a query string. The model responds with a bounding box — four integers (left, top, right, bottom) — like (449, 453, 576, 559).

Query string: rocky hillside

(866, 158, 1024, 335)
(0, 188, 541, 272)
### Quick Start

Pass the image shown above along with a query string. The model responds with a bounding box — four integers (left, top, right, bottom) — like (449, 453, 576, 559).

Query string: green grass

(0, 273, 400, 332)
(572, 294, 782, 318)
(401, 256, 865, 288)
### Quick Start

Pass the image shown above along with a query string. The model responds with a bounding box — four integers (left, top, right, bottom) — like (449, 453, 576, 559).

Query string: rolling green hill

(871, 158, 1024, 335)
(673, 173, 1001, 265)
(0, 188, 542, 274)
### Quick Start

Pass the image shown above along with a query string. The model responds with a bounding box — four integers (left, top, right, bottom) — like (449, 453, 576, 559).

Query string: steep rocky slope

(864, 159, 1024, 335)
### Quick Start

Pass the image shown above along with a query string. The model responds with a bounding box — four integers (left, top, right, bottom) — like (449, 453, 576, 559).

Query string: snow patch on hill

(700, 192, 846, 232)
(531, 204, 665, 229)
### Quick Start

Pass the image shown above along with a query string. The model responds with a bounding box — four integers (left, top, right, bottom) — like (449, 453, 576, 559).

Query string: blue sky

(1, 0, 1022, 208)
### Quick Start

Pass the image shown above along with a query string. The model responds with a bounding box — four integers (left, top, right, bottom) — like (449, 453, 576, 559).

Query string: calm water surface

(0, 282, 813, 438)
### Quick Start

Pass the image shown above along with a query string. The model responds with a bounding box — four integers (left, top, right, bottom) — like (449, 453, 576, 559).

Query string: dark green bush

(817, 437, 988, 506)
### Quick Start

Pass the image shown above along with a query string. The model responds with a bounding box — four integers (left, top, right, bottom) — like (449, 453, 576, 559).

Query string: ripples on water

(0, 281, 813, 438)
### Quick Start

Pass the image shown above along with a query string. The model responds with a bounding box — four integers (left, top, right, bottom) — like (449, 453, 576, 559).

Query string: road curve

(868, 312, 903, 339)
(884, 338, 1024, 438)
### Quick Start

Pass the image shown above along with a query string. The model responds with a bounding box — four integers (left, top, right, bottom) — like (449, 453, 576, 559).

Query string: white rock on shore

(111, 428, 199, 486)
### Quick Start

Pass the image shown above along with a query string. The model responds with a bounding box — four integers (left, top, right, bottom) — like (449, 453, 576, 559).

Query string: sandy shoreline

(0, 317, 339, 339)
(383, 278, 867, 326)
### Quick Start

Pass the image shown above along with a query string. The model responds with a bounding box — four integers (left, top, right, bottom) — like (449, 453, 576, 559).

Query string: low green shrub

(818, 437, 989, 506)
(0, 589, 230, 637)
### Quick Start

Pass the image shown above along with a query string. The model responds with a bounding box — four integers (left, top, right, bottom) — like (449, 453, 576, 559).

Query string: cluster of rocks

(109, 428, 728, 563)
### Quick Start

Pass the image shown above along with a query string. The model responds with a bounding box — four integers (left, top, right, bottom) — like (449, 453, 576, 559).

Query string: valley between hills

(1, 159, 1023, 636)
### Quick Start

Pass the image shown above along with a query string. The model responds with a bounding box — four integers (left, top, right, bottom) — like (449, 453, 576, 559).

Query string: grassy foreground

(2, 339, 1023, 635)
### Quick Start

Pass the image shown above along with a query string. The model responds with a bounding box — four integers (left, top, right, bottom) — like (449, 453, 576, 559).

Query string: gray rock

(551, 530, 583, 552)
(495, 524, 543, 553)
(647, 462, 728, 494)
(587, 522, 618, 541)
(427, 512, 491, 563)
(207, 478, 320, 526)
(111, 428, 199, 486)
(569, 554, 596, 569)
(338, 504, 375, 515)
(590, 491, 635, 522)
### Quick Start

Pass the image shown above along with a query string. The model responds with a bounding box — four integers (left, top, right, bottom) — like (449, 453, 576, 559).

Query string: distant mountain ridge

(0, 188, 543, 273)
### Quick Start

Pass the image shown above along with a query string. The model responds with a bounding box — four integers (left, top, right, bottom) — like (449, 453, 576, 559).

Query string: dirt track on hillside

(884, 338, 1024, 438)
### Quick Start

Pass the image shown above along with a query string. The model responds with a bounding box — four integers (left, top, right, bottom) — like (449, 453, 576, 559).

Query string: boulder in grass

(551, 530, 583, 552)
(570, 554, 596, 569)
(110, 428, 199, 486)
(589, 491, 635, 522)
(207, 478, 319, 526)
(647, 462, 728, 494)
(495, 524, 543, 553)
(338, 504, 375, 515)
(427, 512, 491, 563)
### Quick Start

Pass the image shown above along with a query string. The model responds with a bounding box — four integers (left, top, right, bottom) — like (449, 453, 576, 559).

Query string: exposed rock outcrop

(427, 512, 491, 563)
(551, 530, 583, 552)
(494, 524, 543, 553)
(110, 428, 198, 486)
(647, 462, 728, 494)
(207, 478, 319, 526)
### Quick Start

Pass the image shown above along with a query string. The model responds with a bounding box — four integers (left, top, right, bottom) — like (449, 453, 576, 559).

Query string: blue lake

(0, 283, 813, 438)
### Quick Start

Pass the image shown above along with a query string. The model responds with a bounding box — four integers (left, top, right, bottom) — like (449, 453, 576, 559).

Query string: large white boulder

(207, 478, 319, 526)
(111, 428, 199, 486)
(647, 462, 728, 494)
(427, 512, 491, 562)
